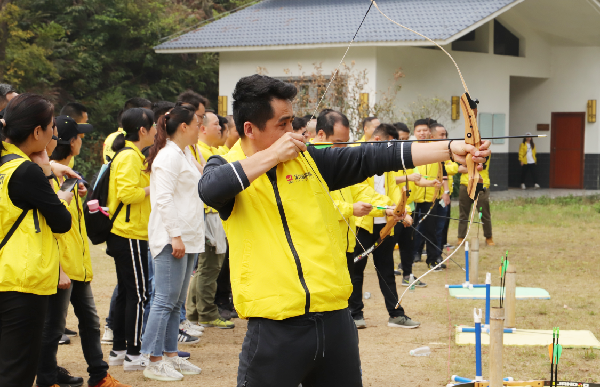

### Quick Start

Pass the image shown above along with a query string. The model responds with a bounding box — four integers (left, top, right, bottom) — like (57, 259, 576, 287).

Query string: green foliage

(0, 0, 254, 178)
(584, 348, 597, 361)
(398, 95, 453, 132)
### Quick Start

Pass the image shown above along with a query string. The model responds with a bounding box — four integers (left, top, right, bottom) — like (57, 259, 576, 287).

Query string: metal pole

(485, 273, 491, 327)
(465, 241, 470, 285)
(470, 237, 480, 284)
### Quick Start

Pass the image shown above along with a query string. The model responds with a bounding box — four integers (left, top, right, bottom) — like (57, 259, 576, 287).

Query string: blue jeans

(141, 245, 196, 356)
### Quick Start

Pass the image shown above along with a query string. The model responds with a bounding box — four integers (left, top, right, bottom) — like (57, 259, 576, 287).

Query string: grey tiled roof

(155, 0, 520, 51)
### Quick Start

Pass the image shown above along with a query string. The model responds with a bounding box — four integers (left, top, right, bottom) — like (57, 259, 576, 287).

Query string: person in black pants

(214, 246, 237, 320)
(393, 222, 426, 287)
(0, 94, 73, 387)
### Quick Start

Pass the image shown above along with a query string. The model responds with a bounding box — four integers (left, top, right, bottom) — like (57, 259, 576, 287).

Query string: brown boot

(90, 374, 131, 387)
(486, 237, 495, 246)
(457, 238, 464, 246)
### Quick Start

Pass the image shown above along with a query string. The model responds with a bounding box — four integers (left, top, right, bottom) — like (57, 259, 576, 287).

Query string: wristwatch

(444, 190, 450, 195)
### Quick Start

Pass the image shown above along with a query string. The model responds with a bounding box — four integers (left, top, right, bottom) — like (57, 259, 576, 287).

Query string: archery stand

(470, 237, 480, 284)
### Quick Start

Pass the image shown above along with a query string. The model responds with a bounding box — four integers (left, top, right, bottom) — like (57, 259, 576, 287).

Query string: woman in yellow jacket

(0, 94, 73, 386)
(518, 133, 540, 189)
(105, 107, 155, 369)
(37, 116, 128, 387)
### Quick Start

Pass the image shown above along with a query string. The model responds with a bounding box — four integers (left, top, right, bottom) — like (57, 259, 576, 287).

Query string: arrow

(308, 135, 548, 147)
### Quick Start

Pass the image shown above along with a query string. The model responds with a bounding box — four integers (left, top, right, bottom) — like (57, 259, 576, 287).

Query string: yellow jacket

(191, 141, 223, 213)
(331, 184, 390, 253)
(518, 143, 537, 165)
(355, 172, 401, 235)
(103, 128, 124, 164)
(222, 142, 351, 320)
(444, 161, 459, 195)
(460, 156, 491, 189)
(0, 143, 60, 295)
(393, 169, 416, 206)
(107, 142, 151, 240)
(412, 163, 443, 203)
(51, 180, 93, 282)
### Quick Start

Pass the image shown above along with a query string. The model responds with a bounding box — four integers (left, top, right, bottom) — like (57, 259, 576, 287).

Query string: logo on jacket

(285, 172, 313, 184)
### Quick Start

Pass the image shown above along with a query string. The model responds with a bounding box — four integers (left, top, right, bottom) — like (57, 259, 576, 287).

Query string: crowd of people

(0, 75, 493, 387)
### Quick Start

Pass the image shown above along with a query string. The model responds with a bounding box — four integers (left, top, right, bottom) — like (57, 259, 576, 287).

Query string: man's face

(71, 133, 84, 157)
(364, 119, 381, 138)
(76, 112, 89, 124)
(325, 122, 350, 148)
(201, 112, 222, 146)
(432, 126, 447, 140)
(196, 104, 206, 120)
(398, 131, 410, 141)
(414, 125, 431, 141)
(248, 98, 294, 152)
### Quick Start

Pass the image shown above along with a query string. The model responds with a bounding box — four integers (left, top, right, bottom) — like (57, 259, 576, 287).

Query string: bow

(354, 185, 409, 263)
(419, 161, 443, 223)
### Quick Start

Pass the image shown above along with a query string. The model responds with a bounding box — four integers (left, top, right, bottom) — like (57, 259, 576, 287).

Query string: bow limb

(378, 185, 408, 239)
(460, 93, 482, 200)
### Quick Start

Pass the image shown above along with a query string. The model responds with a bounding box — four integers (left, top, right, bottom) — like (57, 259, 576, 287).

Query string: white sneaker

(179, 320, 204, 337)
(166, 355, 202, 375)
(143, 360, 183, 381)
(181, 319, 205, 332)
(123, 354, 149, 371)
(101, 326, 113, 345)
(108, 350, 125, 366)
(521, 183, 526, 190)
(534, 183, 540, 189)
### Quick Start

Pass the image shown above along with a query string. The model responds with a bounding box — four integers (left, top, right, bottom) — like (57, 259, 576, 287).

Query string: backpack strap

(111, 202, 125, 224)
(0, 154, 28, 250)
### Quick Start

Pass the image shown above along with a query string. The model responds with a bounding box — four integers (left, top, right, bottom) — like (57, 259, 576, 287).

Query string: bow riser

(460, 93, 481, 200)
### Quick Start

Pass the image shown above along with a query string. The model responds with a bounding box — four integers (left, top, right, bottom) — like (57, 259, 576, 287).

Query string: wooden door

(550, 112, 585, 188)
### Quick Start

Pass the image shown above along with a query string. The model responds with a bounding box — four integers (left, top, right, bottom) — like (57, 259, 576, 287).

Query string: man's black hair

(302, 114, 314, 121)
(292, 117, 307, 131)
(393, 122, 410, 133)
(60, 102, 87, 122)
(218, 115, 228, 131)
(316, 109, 350, 138)
(177, 90, 208, 110)
(152, 101, 176, 121)
(373, 123, 399, 140)
(117, 97, 152, 126)
(232, 74, 298, 138)
(362, 116, 378, 129)
(429, 122, 444, 130)
(0, 83, 17, 99)
(414, 118, 436, 128)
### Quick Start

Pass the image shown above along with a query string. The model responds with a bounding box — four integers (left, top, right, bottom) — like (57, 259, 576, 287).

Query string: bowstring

(408, 223, 465, 271)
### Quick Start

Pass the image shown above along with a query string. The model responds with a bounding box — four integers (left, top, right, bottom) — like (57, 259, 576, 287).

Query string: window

(479, 113, 506, 144)
(494, 20, 520, 57)
(451, 23, 490, 54)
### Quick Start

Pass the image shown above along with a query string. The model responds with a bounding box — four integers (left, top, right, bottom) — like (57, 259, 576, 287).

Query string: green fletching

(313, 144, 332, 149)
(555, 344, 563, 363)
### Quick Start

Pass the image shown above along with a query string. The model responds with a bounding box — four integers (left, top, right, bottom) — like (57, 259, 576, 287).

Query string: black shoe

(413, 254, 421, 263)
(64, 327, 78, 337)
(57, 366, 83, 387)
(218, 306, 232, 320)
(58, 334, 70, 345)
(428, 262, 443, 272)
(435, 258, 447, 269)
(394, 270, 403, 276)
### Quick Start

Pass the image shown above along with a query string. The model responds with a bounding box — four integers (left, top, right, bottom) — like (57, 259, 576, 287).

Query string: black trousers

(394, 222, 414, 277)
(441, 202, 451, 247)
(0, 291, 49, 387)
(346, 252, 354, 277)
(413, 202, 441, 265)
(37, 281, 109, 387)
(237, 309, 362, 387)
(521, 163, 538, 185)
(349, 225, 404, 319)
(106, 233, 149, 355)
(214, 249, 232, 306)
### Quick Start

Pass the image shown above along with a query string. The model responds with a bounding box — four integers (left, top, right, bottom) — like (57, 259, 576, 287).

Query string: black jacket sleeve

(198, 156, 250, 220)
(8, 162, 72, 233)
(306, 142, 414, 191)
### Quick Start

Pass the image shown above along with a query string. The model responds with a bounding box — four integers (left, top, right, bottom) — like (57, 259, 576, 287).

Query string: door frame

(550, 112, 586, 188)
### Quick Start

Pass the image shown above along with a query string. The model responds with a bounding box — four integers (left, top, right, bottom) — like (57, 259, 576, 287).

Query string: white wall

(509, 46, 600, 154)
(219, 47, 378, 117)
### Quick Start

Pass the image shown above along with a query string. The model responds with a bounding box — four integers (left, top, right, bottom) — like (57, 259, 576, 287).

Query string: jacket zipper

(267, 168, 310, 314)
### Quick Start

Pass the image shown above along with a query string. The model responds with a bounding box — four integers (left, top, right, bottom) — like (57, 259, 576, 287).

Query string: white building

(156, 0, 600, 190)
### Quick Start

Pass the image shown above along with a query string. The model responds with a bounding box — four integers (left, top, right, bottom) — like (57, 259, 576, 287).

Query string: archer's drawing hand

(353, 201, 373, 217)
(272, 132, 307, 164)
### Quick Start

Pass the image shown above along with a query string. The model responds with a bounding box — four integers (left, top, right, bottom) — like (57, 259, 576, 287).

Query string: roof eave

(154, 0, 527, 54)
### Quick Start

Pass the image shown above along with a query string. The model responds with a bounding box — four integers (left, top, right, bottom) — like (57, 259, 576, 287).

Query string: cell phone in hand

(60, 178, 79, 192)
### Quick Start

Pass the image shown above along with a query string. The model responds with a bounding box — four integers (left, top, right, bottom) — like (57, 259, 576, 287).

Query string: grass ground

(56, 196, 600, 386)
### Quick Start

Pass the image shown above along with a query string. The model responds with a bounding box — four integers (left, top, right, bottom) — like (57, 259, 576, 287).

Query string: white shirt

(148, 140, 205, 257)
(373, 174, 387, 225)
(526, 143, 535, 164)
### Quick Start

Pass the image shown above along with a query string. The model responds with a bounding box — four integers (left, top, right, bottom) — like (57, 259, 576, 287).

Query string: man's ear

(244, 122, 255, 140)
(372, 135, 381, 142)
